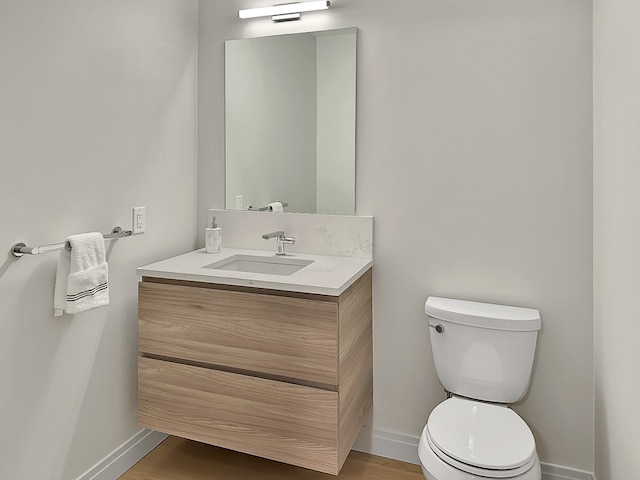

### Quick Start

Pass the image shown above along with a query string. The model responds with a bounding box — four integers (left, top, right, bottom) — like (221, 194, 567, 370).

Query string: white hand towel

(54, 232, 109, 316)
(267, 201, 284, 213)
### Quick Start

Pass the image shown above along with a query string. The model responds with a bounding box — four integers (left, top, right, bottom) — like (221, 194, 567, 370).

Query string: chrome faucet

(262, 231, 295, 256)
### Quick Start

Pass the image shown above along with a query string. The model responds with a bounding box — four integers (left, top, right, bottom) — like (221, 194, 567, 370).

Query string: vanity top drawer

(138, 280, 339, 385)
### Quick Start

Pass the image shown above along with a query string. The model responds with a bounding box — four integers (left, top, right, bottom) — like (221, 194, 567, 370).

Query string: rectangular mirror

(225, 27, 357, 215)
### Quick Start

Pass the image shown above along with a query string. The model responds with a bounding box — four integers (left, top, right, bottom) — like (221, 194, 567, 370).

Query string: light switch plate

(132, 206, 145, 234)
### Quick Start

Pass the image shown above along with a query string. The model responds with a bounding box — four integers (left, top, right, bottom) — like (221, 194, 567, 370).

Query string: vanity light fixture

(239, 1, 331, 22)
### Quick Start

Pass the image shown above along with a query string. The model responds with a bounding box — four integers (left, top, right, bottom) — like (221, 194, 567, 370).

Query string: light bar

(239, 1, 331, 21)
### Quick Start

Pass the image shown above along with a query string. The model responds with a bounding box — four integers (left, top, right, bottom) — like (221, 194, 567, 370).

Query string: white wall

(199, 0, 594, 472)
(0, 1, 198, 479)
(593, 1, 640, 479)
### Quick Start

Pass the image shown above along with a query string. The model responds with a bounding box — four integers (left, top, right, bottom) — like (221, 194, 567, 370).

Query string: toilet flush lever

(429, 324, 445, 334)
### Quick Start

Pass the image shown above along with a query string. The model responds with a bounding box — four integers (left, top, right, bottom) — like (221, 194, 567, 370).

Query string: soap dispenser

(205, 216, 221, 253)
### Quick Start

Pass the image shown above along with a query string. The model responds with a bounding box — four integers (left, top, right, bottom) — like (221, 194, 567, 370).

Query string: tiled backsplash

(208, 209, 373, 258)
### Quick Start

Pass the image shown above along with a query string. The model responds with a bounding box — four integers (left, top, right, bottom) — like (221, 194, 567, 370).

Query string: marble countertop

(137, 248, 373, 296)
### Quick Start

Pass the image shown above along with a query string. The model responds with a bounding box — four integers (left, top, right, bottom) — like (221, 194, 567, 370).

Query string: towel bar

(11, 226, 133, 258)
(247, 202, 289, 212)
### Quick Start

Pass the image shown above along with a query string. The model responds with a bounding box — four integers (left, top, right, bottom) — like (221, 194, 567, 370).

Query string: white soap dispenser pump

(205, 216, 221, 253)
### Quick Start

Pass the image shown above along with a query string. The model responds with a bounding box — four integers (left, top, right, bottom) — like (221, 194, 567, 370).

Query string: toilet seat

(419, 424, 542, 480)
(426, 429, 537, 478)
(426, 397, 536, 478)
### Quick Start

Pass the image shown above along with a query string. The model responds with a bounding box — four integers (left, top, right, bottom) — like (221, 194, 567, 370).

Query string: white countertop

(137, 248, 373, 296)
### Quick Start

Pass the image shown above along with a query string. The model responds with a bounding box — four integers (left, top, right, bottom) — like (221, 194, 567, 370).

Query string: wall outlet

(235, 195, 243, 210)
(132, 206, 146, 234)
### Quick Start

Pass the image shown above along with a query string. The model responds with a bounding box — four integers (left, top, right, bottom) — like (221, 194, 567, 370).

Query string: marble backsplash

(208, 209, 373, 259)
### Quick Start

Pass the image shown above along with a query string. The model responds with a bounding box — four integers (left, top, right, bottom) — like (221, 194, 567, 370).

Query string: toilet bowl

(418, 396, 541, 480)
(420, 297, 542, 480)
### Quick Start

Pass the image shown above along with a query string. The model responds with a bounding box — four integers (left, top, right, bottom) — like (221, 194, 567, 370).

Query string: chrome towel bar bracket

(11, 226, 133, 258)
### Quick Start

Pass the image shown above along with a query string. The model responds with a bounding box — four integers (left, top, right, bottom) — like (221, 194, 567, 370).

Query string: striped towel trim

(67, 282, 109, 302)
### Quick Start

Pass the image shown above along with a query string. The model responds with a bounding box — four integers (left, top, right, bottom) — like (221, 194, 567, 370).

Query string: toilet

(419, 296, 542, 480)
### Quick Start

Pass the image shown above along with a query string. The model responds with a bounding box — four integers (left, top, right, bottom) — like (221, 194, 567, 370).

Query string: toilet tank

(425, 297, 541, 404)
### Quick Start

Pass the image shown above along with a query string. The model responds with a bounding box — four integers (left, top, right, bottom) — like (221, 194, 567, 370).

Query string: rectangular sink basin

(204, 254, 314, 276)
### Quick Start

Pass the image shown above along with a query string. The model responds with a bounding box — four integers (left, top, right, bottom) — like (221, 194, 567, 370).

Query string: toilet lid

(427, 397, 536, 472)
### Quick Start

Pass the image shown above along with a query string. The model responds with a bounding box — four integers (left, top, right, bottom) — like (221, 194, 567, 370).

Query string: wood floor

(120, 436, 424, 480)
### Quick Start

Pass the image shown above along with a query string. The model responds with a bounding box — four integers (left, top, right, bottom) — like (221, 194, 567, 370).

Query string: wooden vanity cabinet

(137, 269, 372, 475)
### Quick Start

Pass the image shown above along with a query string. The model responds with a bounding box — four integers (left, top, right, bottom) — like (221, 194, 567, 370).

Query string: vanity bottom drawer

(138, 357, 340, 474)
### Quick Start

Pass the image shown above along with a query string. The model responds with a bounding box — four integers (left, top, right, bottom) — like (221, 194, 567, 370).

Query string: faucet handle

(262, 231, 284, 240)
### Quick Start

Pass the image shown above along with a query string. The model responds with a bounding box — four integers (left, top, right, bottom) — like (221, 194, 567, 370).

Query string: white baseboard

(353, 426, 594, 480)
(75, 429, 168, 480)
(76, 426, 594, 480)
(352, 425, 421, 465)
(541, 463, 594, 480)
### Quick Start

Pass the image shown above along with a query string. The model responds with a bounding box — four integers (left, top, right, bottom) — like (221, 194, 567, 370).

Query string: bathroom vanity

(136, 248, 373, 475)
